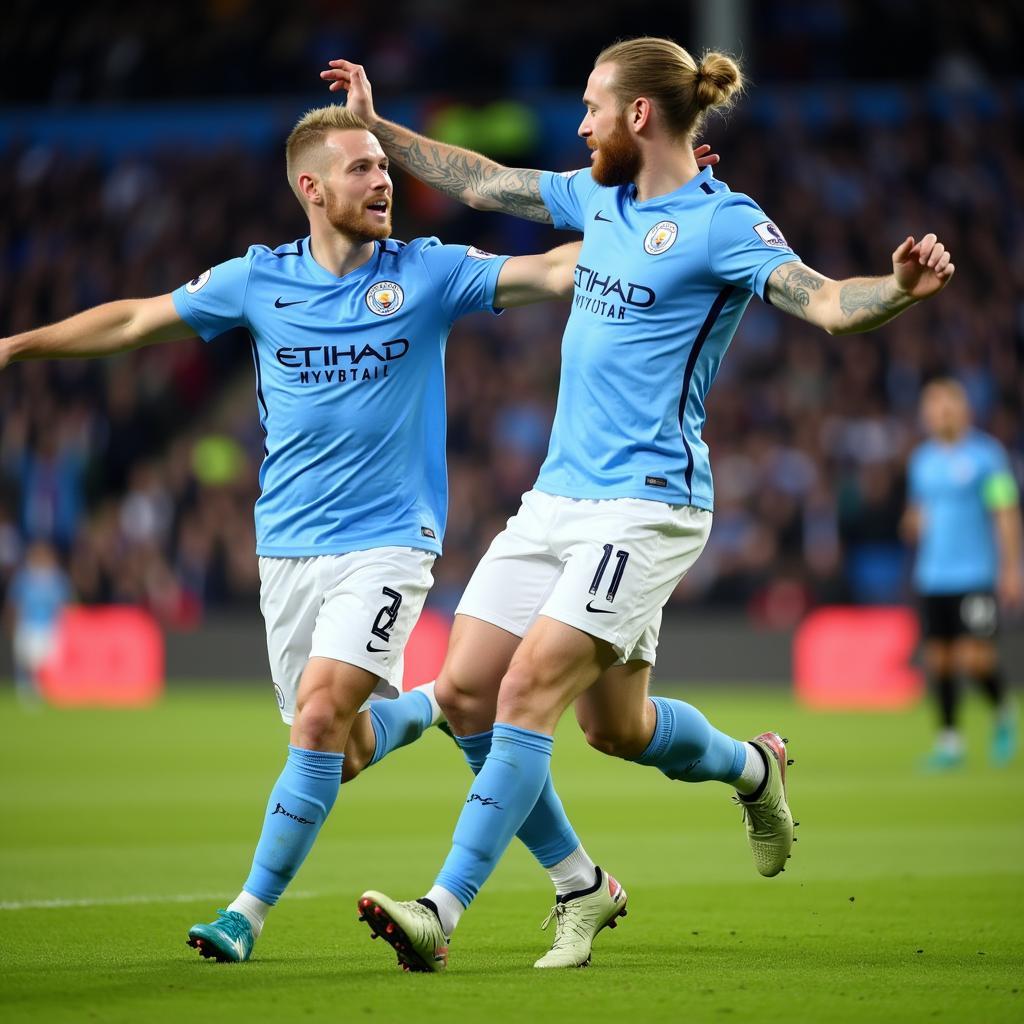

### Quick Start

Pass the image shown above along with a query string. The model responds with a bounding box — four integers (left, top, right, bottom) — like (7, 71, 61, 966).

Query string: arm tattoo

(767, 263, 826, 320)
(374, 122, 552, 223)
(838, 278, 900, 321)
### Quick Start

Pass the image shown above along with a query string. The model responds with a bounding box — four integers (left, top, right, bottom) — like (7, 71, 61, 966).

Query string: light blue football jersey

(538, 166, 800, 510)
(908, 429, 1014, 593)
(172, 237, 508, 556)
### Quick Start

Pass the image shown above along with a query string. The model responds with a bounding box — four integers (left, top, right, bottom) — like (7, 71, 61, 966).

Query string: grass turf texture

(0, 686, 1021, 1024)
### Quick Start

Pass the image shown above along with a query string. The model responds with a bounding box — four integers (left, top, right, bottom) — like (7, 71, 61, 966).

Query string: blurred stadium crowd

(3, 0, 1020, 100)
(1, 1, 1022, 628)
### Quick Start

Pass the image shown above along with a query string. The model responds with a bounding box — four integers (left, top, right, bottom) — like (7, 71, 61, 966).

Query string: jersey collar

(301, 236, 385, 285)
(628, 166, 717, 209)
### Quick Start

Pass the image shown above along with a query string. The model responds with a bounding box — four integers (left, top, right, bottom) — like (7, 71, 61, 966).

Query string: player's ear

(297, 172, 324, 207)
(630, 98, 651, 133)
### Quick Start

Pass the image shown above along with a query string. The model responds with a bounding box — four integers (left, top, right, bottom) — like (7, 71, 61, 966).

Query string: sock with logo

(632, 696, 747, 786)
(366, 682, 440, 768)
(455, 730, 583, 877)
(241, 745, 343, 906)
(433, 723, 553, 916)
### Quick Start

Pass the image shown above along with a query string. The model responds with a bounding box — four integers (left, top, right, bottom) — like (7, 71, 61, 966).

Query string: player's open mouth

(366, 200, 390, 215)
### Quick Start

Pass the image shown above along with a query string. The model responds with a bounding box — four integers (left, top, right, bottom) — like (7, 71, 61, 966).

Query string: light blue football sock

(457, 730, 579, 868)
(242, 745, 343, 905)
(633, 696, 746, 783)
(435, 723, 553, 908)
(366, 689, 434, 768)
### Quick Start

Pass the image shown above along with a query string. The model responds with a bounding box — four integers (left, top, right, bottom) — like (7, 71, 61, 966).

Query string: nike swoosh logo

(366, 642, 389, 653)
(585, 601, 614, 614)
(274, 297, 307, 308)
(594, 211, 612, 222)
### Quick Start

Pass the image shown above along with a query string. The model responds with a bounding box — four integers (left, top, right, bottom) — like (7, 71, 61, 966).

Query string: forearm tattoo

(767, 263, 826, 319)
(374, 122, 552, 223)
(838, 277, 902, 322)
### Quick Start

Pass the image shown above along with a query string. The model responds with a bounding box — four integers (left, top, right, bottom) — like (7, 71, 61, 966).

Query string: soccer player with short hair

(0, 104, 586, 963)
(903, 378, 1021, 769)
(324, 37, 956, 972)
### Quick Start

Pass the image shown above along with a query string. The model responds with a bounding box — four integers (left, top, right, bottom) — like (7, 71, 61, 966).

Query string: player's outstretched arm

(494, 242, 583, 307)
(0, 295, 191, 369)
(322, 59, 552, 222)
(323, 59, 720, 222)
(765, 234, 955, 335)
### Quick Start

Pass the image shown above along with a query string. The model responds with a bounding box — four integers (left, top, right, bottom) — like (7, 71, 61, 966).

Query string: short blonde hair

(285, 106, 370, 204)
(595, 37, 743, 140)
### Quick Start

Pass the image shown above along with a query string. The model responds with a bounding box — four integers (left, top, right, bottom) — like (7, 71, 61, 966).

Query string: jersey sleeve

(707, 195, 800, 299)
(981, 440, 1019, 509)
(171, 249, 256, 342)
(419, 240, 511, 321)
(539, 169, 601, 232)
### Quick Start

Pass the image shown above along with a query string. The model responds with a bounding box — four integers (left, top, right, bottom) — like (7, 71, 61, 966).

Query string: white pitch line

(0, 889, 324, 912)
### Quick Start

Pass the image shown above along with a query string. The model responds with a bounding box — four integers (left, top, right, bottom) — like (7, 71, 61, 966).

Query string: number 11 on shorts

(590, 544, 630, 603)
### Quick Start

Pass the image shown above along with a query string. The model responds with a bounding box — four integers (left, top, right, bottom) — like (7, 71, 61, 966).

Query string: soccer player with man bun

(325, 36, 956, 973)
(0, 105, 586, 963)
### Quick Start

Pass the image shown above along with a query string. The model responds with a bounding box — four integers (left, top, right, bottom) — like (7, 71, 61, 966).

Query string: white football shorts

(456, 489, 711, 665)
(258, 547, 435, 724)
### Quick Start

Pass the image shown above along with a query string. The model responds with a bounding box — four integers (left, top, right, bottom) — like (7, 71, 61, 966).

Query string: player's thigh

(497, 615, 620, 734)
(574, 659, 653, 759)
(311, 546, 436, 707)
(436, 613, 522, 735)
(455, 489, 564, 639)
(291, 656, 381, 751)
(263, 548, 434, 729)
(259, 555, 330, 724)
(923, 639, 954, 676)
(953, 635, 998, 677)
(543, 499, 711, 664)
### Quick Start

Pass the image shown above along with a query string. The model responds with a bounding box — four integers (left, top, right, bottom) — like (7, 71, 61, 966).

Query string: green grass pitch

(1, 684, 1021, 1023)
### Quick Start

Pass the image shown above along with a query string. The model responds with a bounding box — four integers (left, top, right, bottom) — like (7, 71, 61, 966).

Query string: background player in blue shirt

(904, 379, 1021, 769)
(0, 104, 585, 963)
(5, 541, 72, 704)
(325, 39, 957, 973)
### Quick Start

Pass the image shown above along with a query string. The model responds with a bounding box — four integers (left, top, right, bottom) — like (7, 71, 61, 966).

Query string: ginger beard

(323, 183, 392, 242)
(589, 111, 642, 187)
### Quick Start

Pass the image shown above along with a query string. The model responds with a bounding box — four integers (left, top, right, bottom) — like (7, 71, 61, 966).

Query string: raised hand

(693, 143, 720, 170)
(320, 60, 377, 125)
(892, 233, 955, 301)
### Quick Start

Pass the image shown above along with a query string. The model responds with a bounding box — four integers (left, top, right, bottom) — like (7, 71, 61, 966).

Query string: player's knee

(496, 660, 558, 725)
(436, 669, 498, 733)
(435, 672, 471, 718)
(293, 691, 349, 750)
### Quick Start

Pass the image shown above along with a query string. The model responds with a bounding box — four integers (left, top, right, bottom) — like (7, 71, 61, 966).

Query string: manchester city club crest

(365, 281, 405, 316)
(643, 221, 678, 255)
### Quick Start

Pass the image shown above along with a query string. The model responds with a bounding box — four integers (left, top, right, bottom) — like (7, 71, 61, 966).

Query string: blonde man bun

(595, 37, 744, 139)
(694, 52, 744, 112)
